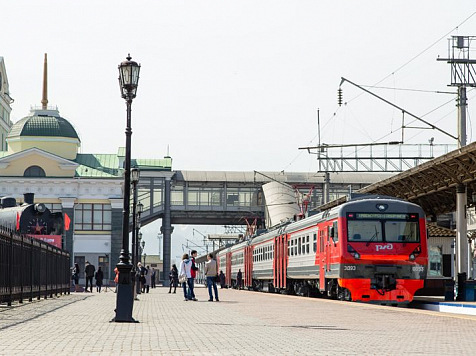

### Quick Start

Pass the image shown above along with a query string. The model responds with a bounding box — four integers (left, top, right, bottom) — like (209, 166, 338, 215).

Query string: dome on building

(6, 107, 81, 160)
(8, 109, 80, 140)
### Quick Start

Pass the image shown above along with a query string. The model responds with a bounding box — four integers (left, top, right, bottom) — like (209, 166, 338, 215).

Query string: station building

(0, 57, 13, 151)
(0, 101, 171, 282)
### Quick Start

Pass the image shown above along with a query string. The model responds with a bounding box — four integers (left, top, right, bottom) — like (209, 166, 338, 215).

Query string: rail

(0, 228, 70, 306)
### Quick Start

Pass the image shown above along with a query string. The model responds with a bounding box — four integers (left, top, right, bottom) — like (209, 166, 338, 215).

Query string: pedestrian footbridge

(136, 170, 390, 226)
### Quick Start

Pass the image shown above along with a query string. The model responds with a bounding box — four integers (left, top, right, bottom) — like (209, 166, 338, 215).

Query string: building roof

(8, 112, 80, 140)
(316, 141, 476, 217)
(427, 223, 455, 238)
(132, 157, 172, 171)
(174, 171, 393, 184)
(75, 154, 120, 177)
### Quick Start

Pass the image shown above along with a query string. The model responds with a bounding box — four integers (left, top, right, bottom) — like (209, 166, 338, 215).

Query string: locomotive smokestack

(24, 193, 34, 205)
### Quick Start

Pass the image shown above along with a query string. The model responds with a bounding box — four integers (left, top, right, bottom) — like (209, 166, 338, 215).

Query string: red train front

(212, 195, 428, 305)
(336, 197, 428, 304)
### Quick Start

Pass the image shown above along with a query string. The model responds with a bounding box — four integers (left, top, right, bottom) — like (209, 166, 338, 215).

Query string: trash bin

(465, 280, 476, 302)
(444, 279, 455, 301)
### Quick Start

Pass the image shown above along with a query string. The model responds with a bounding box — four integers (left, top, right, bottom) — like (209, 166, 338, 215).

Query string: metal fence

(0, 228, 70, 306)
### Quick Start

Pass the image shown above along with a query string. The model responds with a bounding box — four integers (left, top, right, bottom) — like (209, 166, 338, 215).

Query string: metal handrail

(0, 227, 70, 306)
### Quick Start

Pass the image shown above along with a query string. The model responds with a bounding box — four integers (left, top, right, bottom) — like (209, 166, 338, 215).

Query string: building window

(43, 203, 63, 213)
(74, 204, 112, 231)
(428, 246, 443, 277)
(24, 165, 46, 177)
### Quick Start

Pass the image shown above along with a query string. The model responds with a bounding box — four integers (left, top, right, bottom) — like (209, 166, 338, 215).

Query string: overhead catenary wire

(346, 11, 476, 105)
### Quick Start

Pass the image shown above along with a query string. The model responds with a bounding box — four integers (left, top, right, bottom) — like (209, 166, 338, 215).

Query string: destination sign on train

(354, 213, 412, 220)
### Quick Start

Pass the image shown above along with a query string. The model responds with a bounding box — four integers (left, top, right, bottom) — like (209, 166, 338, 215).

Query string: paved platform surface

(1, 286, 476, 355)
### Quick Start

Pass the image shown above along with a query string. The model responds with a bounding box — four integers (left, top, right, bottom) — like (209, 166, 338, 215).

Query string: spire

(41, 53, 48, 110)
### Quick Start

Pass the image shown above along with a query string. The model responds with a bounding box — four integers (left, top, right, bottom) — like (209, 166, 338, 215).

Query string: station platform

(2, 286, 476, 355)
(412, 296, 476, 316)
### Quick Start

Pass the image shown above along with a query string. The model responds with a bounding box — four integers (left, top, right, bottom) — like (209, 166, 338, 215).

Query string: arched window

(24, 165, 46, 177)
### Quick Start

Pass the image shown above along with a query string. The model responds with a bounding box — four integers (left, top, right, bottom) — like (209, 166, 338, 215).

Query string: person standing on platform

(139, 262, 147, 293)
(189, 250, 199, 301)
(151, 268, 156, 288)
(72, 263, 80, 292)
(169, 264, 178, 294)
(179, 254, 193, 301)
(236, 269, 243, 290)
(219, 270, 226, 289)
(114, 267, 119, 293)
(95, 266, 104, 293)
(84, 261, 95, 293)
(205, 253, 219, 302)
(144, 266, 151, 293)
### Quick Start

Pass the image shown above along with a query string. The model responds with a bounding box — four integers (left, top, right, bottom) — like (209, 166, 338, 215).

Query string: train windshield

(347, 213, 420, 243)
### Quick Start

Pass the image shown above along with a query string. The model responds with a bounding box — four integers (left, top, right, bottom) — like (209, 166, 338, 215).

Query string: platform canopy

(317, 141, 476, 218)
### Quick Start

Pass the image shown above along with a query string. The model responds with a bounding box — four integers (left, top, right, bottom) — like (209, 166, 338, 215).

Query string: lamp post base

(112, 263, 138, 323)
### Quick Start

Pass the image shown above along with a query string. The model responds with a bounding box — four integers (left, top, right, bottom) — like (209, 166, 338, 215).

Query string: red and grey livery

(205, 195, 428, 305)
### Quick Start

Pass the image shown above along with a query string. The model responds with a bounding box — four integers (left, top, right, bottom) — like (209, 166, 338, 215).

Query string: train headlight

(347, 244, 361, 259)
(34, 203, 46, 213)
(409, 253, 415, 261)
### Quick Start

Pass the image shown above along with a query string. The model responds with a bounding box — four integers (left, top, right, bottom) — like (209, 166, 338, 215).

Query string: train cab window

(313, 233, 317, 253)
(291, 240, 294, 256)
(319, 231, 324, 252)
(287, 241, 290, 256)
(298, 237, 301, 255)
(385, 220, 420, 243)
(331, 221, 338, 243)
(306, 236, 310, 254)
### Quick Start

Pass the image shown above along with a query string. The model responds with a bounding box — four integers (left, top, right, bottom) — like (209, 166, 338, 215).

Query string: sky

(2, 1, 476, 264)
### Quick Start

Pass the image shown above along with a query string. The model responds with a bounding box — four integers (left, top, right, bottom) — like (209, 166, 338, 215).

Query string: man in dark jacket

(190, 250, 199, 301)
(95, 267, 104, 293)
(84, 261, 95, 293)
(219, 270, 226, 289)
(236, 269, 243, 290)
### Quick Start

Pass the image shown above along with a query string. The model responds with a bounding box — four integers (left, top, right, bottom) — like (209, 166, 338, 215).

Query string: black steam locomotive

(0, 193, 64, 236)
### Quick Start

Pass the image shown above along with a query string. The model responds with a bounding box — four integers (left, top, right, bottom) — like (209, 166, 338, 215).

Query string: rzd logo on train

(375, 244, 393, 252)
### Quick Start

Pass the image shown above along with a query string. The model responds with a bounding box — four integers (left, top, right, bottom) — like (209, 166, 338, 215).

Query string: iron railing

(0, 228, 70, 306)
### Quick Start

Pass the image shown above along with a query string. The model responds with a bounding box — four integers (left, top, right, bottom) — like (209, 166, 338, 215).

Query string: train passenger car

(212, 195, 428, 305)
(229, 241, 246, 288)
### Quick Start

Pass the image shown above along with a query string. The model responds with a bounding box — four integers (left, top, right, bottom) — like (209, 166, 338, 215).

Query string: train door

(244, 245, 253, 288)
(273, 234, 287, 289)
(318, 229, 326, 291)
(226, 252, 232, 286)
(325, 226, 331, 272)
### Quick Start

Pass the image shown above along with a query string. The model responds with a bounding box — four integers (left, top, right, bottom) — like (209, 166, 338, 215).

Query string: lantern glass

(137, 201, 144, 213)
(131, 168, 140, 183)
(141, 240, 145, 249)
(118, 54, 141, 98)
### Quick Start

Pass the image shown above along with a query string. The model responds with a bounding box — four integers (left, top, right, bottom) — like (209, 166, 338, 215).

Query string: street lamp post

(131, 168, 140, 270)
(114, 54, 140, 323)
(135, 222, 143, 296)
(141, 240, 146, 264)
(131, 168, 140, 301)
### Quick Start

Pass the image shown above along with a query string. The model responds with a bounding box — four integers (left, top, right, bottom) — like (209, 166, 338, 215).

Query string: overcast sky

(3, 2, 476, 261)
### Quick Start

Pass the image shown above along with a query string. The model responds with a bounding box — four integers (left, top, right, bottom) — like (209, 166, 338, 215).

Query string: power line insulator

(337, 88, 343, 106)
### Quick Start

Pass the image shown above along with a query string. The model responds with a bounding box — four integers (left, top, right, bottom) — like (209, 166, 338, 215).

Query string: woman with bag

(179, 254, 193, 301)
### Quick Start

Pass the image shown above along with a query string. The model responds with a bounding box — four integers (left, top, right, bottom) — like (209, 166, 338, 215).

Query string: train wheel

(327, 279, 338, 299)
(268, 283, 275, 293)
(337, 286, 352, 301)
